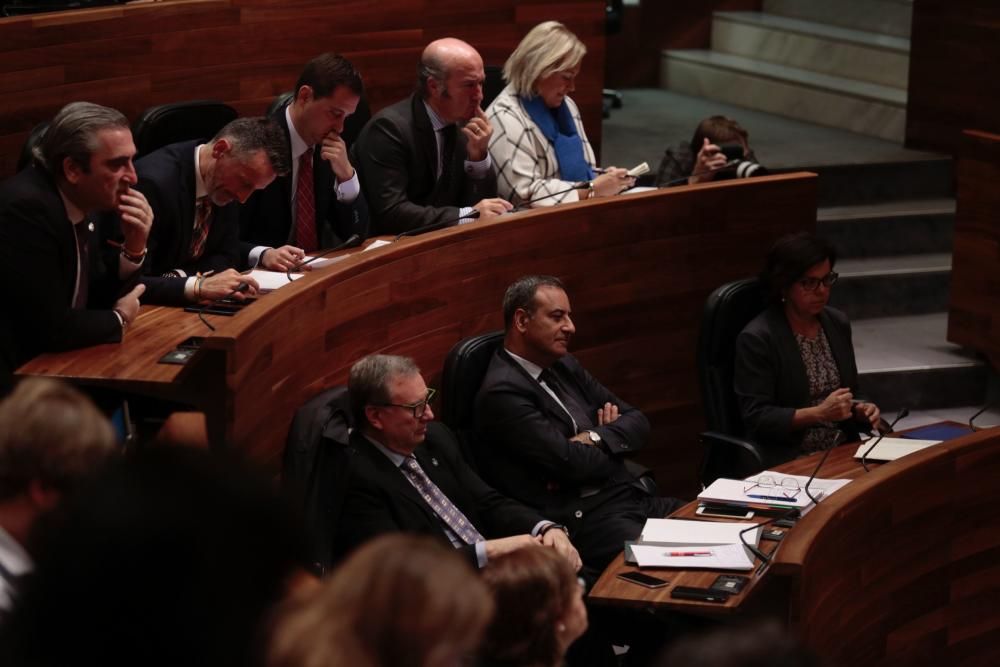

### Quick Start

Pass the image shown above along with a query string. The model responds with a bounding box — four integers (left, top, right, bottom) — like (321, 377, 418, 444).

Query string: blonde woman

(486, 21, 633, 208)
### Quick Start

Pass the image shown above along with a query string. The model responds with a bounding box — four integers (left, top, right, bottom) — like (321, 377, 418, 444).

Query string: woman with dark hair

(654, 115, 761, 186)
(479, 546, 587, 667)
(734, 232, 880, 465)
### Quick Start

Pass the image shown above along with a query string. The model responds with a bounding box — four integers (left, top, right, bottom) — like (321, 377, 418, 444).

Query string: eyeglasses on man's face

(797, 272, 839, 292)
(375, 388, 437, 418)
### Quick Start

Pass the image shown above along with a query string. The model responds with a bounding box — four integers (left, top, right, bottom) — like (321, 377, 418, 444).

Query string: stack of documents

(853, 437, 940, 462)
(247, 269, 302, 293)
(630, 519, 760, 570)
(697, 472, 851, 517)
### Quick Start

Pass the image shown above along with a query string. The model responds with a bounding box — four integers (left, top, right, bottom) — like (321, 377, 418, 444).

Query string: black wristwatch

(539, 523, 569, 537)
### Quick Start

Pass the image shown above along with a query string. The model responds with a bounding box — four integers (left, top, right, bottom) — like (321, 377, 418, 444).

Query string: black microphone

(860, 407, 910, 472)
(285, 234, 362, 282)
(512, 182, 591, 211)
(660, 160, 740, 187)
(802, 429, 845, 505)
(738, 506, 799, 576)
(394, 210, 480, 241)
(969, 400, 998, 431)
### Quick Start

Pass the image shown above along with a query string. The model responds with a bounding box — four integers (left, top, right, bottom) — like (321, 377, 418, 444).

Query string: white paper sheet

(630, 542, 755, 570)
(853, 437, 940, 462)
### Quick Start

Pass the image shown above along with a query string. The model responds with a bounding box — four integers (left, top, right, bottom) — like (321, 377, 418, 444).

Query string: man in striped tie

(335, 353, 581, 572)
(135, 118, 289, 306)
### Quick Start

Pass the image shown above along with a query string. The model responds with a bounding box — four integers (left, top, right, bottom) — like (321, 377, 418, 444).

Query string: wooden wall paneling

(947, 130, 1000, 371)
(905, 0, 1000, 153)
(19, 173, 817, 497)
(0, 0, 606, 178)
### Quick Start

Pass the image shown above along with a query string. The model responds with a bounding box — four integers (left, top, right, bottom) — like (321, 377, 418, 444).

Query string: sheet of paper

(305, 239, 391, 269)
(247, 269, 302, 293)
(621, 186, 658, 196)
(639, 518, 759, 547)
(853, 437, 940, 462)
(630, 542, 755, 570)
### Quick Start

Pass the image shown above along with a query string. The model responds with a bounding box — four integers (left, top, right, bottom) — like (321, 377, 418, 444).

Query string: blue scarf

(521, 95, 594, 182)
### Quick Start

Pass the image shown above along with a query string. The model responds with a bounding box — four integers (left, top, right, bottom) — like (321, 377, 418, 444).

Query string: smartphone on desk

(696, 504, 754, 520)
(617, 571, 669, 589)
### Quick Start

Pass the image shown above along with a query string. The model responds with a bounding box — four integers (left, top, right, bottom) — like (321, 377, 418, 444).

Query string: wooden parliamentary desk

(590, 426, 1000, 667)
(19, 174, 815, 492)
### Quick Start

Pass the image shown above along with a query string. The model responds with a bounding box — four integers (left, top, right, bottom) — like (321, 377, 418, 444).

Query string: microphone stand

(859, 408, 910, 472)
(660, 160, 740, 187)
(394, 210, 480, 241)
(285, 234, 362, 282)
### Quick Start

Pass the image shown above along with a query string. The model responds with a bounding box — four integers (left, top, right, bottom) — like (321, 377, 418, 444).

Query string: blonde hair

(503, 21, 587, 98)
(267, 535, 494, 667)
(0, 378, 116, 499)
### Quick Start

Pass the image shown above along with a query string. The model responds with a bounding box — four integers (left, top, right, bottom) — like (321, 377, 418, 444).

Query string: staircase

(661, 0, 912, 142)
(812, 161, 991, 416)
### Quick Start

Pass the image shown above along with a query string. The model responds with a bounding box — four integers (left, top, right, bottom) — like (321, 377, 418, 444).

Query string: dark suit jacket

(734, 304, 862, 460)
(473, 350, 649, 528)
(352, 92, 497, 235)
(240, 104, 369, 252)
(0, 165, 133, 390)
(335, 423, 544, 567)
(134, 140, 242, 305)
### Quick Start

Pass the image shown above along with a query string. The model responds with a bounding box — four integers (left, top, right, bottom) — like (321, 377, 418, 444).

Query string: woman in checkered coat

(486, 22, 635, 208)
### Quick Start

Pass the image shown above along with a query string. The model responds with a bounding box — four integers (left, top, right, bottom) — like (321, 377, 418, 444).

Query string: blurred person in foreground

(656, 619, 824, 667)
(480, 545, 588, 667)
(0, 378, 117, 615)
(486, 21, 634, 207)
(0, 446, 304, 666)
(735, 232, 880, 466)
(268, 534, 493, 667)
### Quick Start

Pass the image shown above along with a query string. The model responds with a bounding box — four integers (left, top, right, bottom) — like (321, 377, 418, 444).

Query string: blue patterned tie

(401, 456, 484, 544)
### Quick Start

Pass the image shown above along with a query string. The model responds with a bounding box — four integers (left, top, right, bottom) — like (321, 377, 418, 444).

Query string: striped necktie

(401, 456, 484, 544)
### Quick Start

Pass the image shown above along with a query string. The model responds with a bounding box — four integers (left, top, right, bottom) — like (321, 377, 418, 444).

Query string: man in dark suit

(136, 117, 290, 306)
(240, 53, 369, 271)
(474, 275, 682, 582)
(352, 38, 511, 235)
(0, 102, 149, 391)
(336, 354, 580, 571)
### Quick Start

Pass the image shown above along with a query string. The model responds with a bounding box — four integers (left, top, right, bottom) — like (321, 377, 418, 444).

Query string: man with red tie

(240, 53, 370, 271)
(0, 102, 150, 392)
(135, 117, 288, 306)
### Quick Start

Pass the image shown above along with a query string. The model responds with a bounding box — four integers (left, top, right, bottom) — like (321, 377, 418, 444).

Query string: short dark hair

(502, 275, 565, 330)
(348, 355, 421, 427)
(690, 115, 749, 156)
(34, 101, 130, 177)
(761, 232, 838, 303)
(295, 53, 363, 100)
(212, 116, 291, 177)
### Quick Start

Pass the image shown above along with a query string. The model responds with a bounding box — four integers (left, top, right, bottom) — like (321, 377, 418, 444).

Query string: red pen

(665, 551, 712, 557)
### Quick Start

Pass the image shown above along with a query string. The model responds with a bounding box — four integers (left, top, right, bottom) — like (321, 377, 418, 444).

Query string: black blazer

(0, 166, 133, 389)
(734, 305, 862, 459)
(352, 92, 497, 235)
(335, 422, 544, 567)
(134, 140, 242, 305)
(473, 350, 648, 525)
(240, 105, 369, 252)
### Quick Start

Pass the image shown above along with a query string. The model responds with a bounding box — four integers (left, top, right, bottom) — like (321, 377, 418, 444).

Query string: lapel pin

(87, 222, 95, 232)
(430, 457, 439, 467)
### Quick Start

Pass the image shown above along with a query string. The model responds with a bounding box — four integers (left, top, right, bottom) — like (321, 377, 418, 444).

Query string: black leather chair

(697, 278, 768, 485)
(265, 90, 372, 148)
(131, 100, 237, 157)
(16, 121, 48, 172)
(282, 384, 354, 575)
(440, 331, 504, 470)
(483, 65, 506, 108)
